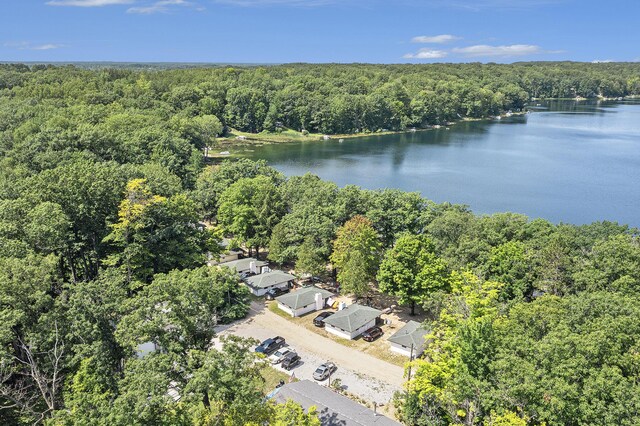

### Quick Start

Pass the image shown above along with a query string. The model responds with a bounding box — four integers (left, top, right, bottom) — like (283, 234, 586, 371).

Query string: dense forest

(1, 62, 640, 425)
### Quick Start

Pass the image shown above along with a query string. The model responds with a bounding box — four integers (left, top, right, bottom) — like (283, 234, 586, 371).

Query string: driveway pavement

(214, 301, 405, 405)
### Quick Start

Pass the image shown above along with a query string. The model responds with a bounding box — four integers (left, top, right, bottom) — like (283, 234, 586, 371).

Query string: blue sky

(1, 0, 639, 63)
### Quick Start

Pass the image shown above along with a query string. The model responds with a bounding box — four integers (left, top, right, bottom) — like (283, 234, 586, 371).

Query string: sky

(1, 0, 639, 63)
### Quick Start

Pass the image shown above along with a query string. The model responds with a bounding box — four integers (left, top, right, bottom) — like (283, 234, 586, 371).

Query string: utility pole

(407, 343, 414, 381)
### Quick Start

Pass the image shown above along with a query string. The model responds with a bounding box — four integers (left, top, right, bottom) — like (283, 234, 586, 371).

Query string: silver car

(268, 347, 292, 364)
(313, 362, 337, 381)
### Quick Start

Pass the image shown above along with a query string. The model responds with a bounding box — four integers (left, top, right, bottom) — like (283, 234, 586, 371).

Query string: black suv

(281, 352, 301, 370)
(265, 287, 290, 300)
(313, 311, 334, 327)
(255, 336, 286, 355)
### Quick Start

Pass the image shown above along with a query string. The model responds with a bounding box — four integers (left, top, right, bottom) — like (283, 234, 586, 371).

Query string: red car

(362, 326, 383, 342)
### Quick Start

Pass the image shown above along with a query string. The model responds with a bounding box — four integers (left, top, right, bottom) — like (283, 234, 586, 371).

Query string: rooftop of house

(322, 303, 382, 333)
(245, 270, 296, 289)
(387, 320, 429, 350)
(276, 286, 334, 310)
(271, 380, 401, 426)
(218, 257, 268, 272)
(220, 238, 243, 255)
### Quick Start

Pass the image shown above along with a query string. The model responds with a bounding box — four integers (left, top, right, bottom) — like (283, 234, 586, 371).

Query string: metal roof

(272, 380, 401, 425)
(387, 320, 428, 350)
(322, 304, 382, 333)
(276, 286, 334, 310)
(245, 270, 295, 289)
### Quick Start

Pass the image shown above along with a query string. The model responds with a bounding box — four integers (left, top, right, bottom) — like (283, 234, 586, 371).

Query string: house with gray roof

(387, 320, 429, 357)
(244, 270, 295, 296)
(218, 257, 269, 277)
(271, 379, 400, 425)
(208, 238, 243, 265)
(276, 286, 334, 317)
(322, 303, 382, 340)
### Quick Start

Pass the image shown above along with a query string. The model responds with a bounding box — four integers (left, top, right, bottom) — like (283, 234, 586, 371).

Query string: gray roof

(272, 380, 401, 426)
(323, 304, 381, 333)
(245, 270, 295, 289)
(276, 286, 334, 310)
(218, 257, 267, 273)
(220, 238, 242, 255)
(387, 320, 428, 350)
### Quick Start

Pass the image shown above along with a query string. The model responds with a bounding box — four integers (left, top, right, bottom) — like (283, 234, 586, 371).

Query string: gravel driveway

(214, 301, 404, 405)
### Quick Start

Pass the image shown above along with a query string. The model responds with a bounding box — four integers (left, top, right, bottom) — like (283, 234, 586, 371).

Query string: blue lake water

(238, 100, 640, 226)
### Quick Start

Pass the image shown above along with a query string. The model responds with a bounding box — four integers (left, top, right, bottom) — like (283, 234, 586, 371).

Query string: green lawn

(259, 363, 294, 393)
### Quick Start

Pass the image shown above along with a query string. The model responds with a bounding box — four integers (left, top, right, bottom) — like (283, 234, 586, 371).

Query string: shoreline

(209, 96, 639, 158)
(210, 112, 526, 157)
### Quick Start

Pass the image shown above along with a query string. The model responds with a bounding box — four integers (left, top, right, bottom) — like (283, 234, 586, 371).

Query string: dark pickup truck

(255, 336, 286, 355)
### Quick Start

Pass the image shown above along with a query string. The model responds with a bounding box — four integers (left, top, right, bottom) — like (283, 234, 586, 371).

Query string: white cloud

(411, 34, 460, 44)
(452, 44, 543, 57)
(31, 44, 64, 50)
(214, 0, 333, 6)
(3, 41, 64, 50)
(592, 59, 613, 63)
(127, 0, 198, 13)
(403, 48, 448, 59)
(46, 0, 134, 6)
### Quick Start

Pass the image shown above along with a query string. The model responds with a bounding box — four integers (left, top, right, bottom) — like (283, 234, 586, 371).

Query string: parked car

(281, 352, 301, 370)
(313, 311, 334, 327)
(265, 287, 290, 300)
(313, 362, 337, 381)
(255, 336, 286, 355)
(362, 326, 383, 342)
(268, 347, 292, 364)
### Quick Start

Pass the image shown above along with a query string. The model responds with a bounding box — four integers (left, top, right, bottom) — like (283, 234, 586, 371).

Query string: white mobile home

(218, 257, 268, 277)
(244, 270, 295, 297)
(276, 286, 334, 317)
(322, 304, 382, 340)
(387, 320, 428, 357)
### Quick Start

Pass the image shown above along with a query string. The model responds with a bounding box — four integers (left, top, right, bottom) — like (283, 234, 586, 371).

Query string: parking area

(214, 301, 404, 406)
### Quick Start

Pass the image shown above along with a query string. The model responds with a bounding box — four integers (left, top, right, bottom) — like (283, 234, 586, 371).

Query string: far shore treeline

(1, 62, 640, 425)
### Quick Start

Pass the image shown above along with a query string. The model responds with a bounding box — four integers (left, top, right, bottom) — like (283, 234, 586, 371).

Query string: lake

(236, 100, 640, 226)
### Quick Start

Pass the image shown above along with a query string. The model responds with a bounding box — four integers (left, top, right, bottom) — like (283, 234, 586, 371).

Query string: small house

(322, 303, 382, 340)
(275, 286, 334, 317)
(244, 270, 295, 297)
(387, 320, 428, 358)
(218, 257, 269, 277)
(218, 238, 243, 263)
(208, 238, 243, 265)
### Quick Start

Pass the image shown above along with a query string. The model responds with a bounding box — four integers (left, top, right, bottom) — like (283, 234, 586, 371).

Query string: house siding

(218, 253, 240, 264)
(247, 281, 289, 297)
(325, 324, 353, 340)
(389, 342, 424, 357)
(325, 317, 377, 340)
(277, 302, 296, 317)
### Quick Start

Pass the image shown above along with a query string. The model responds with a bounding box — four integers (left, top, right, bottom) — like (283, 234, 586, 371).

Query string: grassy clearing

(258, 363, 293, 393)
(214, 127, 411, 150)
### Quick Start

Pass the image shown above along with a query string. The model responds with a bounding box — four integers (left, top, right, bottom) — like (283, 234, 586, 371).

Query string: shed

(218, 257, 268, 276)
(322, 303, 382, 340)
(276, 286, 334, 317)
(271, 380, 400, 425)
(244, 270, 295, 297)
(387, 320, 428, 357)
(209, 238, 243, 265)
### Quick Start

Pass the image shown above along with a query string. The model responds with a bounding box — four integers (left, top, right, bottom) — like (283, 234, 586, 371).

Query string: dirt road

(215, 302, 405, 404)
